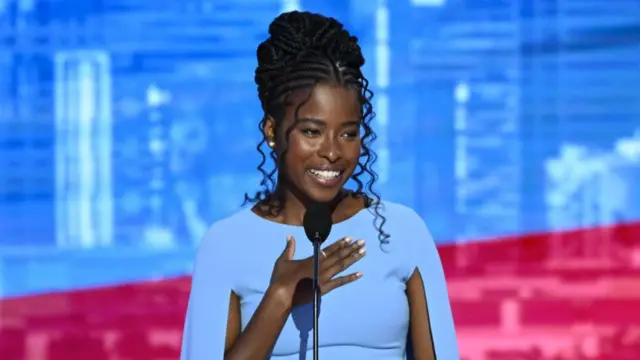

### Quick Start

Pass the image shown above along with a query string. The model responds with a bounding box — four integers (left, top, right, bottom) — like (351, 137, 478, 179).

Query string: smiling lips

(307, 167, 345, 187)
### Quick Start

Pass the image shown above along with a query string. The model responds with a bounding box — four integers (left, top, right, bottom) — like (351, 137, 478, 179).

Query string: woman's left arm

(400, 206, 460, 360)
(407, 268, 436, 360)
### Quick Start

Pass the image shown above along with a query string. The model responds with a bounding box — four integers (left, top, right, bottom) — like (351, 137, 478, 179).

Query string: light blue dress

(180, 201, 460, 359)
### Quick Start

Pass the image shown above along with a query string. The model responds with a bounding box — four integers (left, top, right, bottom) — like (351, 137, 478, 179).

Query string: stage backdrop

(1, 0, 639, 359)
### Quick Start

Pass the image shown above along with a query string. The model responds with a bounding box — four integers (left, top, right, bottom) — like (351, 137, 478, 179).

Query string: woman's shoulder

(368, 200, 426, 227)
(368, 200, 435, 251)
(205, 207, 258, 235)
(195, 208, 263, 257)
(373, 201, 440, 280)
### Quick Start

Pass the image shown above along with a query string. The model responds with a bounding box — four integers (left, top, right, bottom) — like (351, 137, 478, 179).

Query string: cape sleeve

(180, 225, 235, 360)
(402, 209, 460, 360)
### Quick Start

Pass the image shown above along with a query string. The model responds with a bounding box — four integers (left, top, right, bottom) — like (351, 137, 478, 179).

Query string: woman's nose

(317, 137, 341, 162)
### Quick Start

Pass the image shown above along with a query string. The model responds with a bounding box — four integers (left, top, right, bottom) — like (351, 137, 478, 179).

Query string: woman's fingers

(321, 237, 353, 257)
(321, 272, 363, 294)
(280, 235, 296, 260)
(321, 239, 365, 273)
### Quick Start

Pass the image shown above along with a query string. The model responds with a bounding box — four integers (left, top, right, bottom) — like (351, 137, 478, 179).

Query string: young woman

(180, 11, 459, 360)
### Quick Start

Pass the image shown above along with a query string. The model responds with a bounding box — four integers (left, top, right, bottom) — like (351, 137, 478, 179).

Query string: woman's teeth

(309, 169, 341, 179)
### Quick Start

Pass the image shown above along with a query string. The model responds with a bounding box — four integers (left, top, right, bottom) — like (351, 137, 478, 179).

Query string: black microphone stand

(303, 203, 331, 360)
(312, 231, 321, 360)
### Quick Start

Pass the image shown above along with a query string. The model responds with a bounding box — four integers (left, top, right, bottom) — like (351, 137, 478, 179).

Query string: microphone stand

(303, 203, 331, 360)
(312, 232, 321, 360)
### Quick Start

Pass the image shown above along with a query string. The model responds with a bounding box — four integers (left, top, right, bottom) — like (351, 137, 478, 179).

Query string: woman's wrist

(265, 283, 294, 313)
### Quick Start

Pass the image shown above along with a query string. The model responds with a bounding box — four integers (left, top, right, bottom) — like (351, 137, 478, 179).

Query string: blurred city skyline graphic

(0, 0, 639, 359)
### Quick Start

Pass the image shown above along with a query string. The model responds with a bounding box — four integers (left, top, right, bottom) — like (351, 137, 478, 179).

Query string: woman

(180, 11, 459, 360)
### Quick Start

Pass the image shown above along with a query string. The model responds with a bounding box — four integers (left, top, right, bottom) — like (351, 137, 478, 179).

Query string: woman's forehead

(284, 83, 360, 120)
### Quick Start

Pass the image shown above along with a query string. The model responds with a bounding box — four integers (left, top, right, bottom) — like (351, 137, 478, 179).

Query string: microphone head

(302, 203, 333, 244)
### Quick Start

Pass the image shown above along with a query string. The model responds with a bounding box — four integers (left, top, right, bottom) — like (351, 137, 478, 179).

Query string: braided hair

(243, 11, 389, 245)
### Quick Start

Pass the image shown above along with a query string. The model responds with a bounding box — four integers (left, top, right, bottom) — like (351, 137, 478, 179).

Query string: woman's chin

(305, 188, 343, 204)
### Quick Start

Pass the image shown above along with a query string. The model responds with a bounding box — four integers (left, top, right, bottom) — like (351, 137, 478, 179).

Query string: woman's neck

(255, 187, 365, 226)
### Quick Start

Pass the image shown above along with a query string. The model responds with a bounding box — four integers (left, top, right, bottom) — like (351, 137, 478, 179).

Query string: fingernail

(356, 239, 365, 246)
(356, 272, 363, 278)
(359, 248, 366, 255)
(344, 237, 352, 243)
(286, 234, 292, 242)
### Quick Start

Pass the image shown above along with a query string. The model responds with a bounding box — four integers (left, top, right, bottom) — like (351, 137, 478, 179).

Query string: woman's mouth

(307, 168, 344, 188)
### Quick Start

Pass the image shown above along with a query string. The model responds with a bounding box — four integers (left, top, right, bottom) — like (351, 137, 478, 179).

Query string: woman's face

(268, 82, 362, 204)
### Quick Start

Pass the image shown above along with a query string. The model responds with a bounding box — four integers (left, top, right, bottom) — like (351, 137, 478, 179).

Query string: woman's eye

(301, 128, 321, 136)
(342, 131, 358, 139)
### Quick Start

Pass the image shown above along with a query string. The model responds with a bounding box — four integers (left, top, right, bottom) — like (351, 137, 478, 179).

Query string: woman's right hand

(269, 235, 366, 309)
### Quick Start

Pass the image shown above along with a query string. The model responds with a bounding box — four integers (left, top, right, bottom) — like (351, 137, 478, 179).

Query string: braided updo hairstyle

(243, 11, 389, 245)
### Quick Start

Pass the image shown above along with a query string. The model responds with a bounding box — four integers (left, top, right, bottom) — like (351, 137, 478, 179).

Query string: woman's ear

(263, 116, 276, 149)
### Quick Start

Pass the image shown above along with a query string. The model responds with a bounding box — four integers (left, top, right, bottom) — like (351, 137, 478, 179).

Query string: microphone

(302, 202, 332, 360)
(303, 202, 332, 244)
